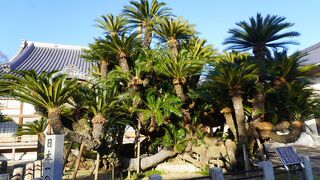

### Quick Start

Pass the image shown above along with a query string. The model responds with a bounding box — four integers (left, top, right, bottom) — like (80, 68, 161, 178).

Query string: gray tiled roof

(0, 41, 93, 79)
(300, 42, 320, 65)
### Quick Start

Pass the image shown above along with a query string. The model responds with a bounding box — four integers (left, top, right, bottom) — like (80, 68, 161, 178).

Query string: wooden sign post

(43, 135, 64, 180)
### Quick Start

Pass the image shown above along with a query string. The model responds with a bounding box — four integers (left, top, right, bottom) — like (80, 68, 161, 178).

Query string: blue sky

(1, 0, 320, 60)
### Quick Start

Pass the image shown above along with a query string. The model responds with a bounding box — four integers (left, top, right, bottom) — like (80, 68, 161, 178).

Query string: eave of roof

(0, 40, 94, 79)
(300, 42, 320, 65)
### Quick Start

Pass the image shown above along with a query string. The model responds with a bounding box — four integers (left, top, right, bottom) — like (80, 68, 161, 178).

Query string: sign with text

(274, 146, 303, 166)
(43, 135, 64, 180)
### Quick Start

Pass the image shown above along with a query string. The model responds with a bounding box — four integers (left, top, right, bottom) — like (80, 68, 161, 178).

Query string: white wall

(0, 99, 37, 137)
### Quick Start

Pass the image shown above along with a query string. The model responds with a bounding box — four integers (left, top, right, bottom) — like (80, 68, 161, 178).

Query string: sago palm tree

(87, 84, 118, 142)
(96, 14, 128, 37)
(155, 50, 206, 102)
(266, 51, 318, 87)
(208, 53, 258, 143)
(223, 13, 300, 65)
(197, 81, 237, 140)
(106, 33, 140, 73)
(0, 70, 78, 134)
(223, 13, 299, 122)
(82, 39, 114, 77)
(123, 0, 172, 48)
(183, 37, 216, 61)
(208, 53, 258, 171)
(264, 51, 319, 122)
(154, 17, 195, 59)
(16, 117, 47, 159)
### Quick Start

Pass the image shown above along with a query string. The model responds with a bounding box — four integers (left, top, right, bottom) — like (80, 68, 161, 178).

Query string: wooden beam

(18, 102, 24, 125)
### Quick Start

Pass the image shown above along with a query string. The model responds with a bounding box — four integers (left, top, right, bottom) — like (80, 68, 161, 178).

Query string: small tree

(16, 118, 47, 160)
(0, 70, 78, 134)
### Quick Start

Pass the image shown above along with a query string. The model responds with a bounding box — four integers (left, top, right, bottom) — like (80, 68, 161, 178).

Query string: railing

(0, 160, 42, 180)
(0, 156, 313, 180)
(148, 156, 313, 180)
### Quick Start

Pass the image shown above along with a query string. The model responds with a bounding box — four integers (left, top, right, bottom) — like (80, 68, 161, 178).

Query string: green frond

(16, 117, 47, 136)
(224, 13, 300, 58)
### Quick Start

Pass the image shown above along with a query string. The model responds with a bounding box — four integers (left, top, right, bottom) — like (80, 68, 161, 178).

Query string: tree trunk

(231, 96, 246, 144)
(48, 107, 63, 134)
(252, 92, 265, 122)
(253, 44, 265, 68)
(174, 83, 186, 102)
(144, 23, 152, 48)
(120, 149, 177, 171)
(231, 95, 250, 171)
(100, 60, 108, 77)
(221, 107, 237, 140)
(137, 22, 143, 41)
(92, 124, 104, 141)
(36, 133, 45, 160)
(64, 129, 99, 149)
(119, 56, 130, 73)
(168, 39, 178, 59)
(92, 114, 106, 141)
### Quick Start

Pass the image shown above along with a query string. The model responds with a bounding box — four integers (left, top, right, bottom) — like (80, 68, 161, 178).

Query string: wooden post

(136, 119, 141, 173)
(209, 167, 224, 180)
(259, 161, 274, 180)
(11, 137, 16, 161)
(149, 174, 162, 180)
(112, 166, 115, 180)
(18, 102, 24, 125)
(94, 153, 100, 180)
(71, 143, 84, 180)
(128, 171, 131, 179)
(16, 102, 24, 142)
(302, 156, 313, 180)
(63, 141, 74, 172)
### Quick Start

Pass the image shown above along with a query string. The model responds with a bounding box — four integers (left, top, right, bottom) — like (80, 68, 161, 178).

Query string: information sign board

(274, 146, 303, 166)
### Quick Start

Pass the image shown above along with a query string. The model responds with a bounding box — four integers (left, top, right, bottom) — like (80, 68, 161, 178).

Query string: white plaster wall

(0, 100, 37, 137)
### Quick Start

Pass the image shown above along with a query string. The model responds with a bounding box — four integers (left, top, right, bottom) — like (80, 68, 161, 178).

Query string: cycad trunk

(253, 44, 265, 68)
(252, 92, 265, 122)
(144, 24, 152, 48)
(119, 55, 130, 73)
(48, 107, 63, 134)
(37, 133, 45, 160)
(168, 39, 178, 59)
(100, 60, 109, 77)
(174, 83, 186, 102)
(92, 114, 106, 141)
(221, 107, 237, 140)
(231, 95, 246, 144)
(137, 22, 143, 41)
(120, 149, 177, 171)
(231, 95, 250, 171)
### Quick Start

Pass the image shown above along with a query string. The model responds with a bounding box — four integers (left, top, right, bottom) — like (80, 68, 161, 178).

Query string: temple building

(301, 42, 320, 90)
(0, 40, 92, 138)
